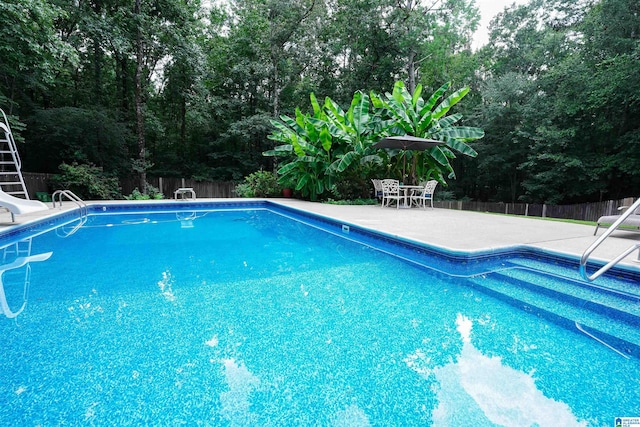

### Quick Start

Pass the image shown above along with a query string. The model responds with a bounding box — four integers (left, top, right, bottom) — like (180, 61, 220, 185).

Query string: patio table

(398, 185, 422, 208)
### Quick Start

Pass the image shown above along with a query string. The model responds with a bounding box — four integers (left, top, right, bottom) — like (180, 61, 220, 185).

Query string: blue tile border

(2, 199, 639, 283)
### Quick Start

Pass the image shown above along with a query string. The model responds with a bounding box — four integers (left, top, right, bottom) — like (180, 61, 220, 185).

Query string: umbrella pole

(402, 151, 406, 183)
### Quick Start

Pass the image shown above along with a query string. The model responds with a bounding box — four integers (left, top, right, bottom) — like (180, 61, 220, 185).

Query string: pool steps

(466, 267, 640, 359)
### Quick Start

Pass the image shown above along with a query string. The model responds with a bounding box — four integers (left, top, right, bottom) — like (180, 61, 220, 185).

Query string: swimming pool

(1, 201, 639, 426)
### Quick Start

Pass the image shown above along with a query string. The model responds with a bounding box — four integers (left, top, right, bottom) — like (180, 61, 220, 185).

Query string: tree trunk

(408, 49, 417, 95)
(135, 0, 147, 192)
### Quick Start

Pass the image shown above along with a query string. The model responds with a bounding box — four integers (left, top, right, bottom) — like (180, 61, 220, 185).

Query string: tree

(0, 0, 76, 119)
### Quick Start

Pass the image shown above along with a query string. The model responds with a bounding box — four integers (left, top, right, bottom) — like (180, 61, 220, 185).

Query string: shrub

(125, 184, 164, 200)
(235, 170, 281, 198)
(50, 162, 121, 200)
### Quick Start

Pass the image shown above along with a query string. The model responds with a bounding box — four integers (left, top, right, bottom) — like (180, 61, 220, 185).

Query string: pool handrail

(580, 197, 640, 281)
(52, 190, 87, 216)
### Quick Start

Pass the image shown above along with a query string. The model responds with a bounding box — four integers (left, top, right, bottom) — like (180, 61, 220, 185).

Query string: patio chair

(410, 180, 438, 209)
(380, 179, 402, 208)
(371, 179, 383, 201)
(594, 203, 640, 235)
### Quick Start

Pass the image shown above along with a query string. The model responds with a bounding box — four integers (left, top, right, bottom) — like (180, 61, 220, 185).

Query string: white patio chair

(410, 180, 438, 209)
(371, 179, 383, 201)
(381, 179, 402, 208)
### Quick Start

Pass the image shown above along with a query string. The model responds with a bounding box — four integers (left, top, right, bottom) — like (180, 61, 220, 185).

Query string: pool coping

(2, 198, 639, 282)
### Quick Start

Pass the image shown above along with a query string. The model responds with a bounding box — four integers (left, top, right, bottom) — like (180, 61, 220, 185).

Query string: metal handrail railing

(580, 198, 640, 281)
(52, 190, 88, 218)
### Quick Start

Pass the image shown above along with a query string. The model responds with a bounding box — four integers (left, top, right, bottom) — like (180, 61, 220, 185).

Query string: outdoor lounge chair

(594, 204, 640, 235)
(380, 179, 402, 208)
(0, 189, 48, 222)
(410, 180, 438, 209)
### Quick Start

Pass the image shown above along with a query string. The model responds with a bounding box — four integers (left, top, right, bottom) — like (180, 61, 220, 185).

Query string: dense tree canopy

(0, 0, 638, 203)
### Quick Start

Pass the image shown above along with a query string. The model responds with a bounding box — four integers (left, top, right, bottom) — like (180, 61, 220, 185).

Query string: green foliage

(0, 0, 77, 108)
(265, 90, 389, 200)
(24, 107, 131, 174)
(234, 170, 282, 198)
(324, 198, 378, 205)
(50, 163, 121, 200)
(4, 0, 640, 205)
(265, 81, 482, 200)
(371, 81, 484, 184)
(125, 185, 164, 200)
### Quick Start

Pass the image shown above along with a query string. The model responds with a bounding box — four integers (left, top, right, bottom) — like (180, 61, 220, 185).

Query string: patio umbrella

(372, 136, 444, 183)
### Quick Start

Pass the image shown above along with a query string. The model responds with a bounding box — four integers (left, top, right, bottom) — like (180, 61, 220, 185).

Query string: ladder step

(0, 172, 18, 175)
(0, 182, 23, 186)
(0, 161, 16, 165)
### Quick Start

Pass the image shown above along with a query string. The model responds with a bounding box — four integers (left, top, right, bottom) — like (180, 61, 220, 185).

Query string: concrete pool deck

(271, 199, 640, 270)
(2, 198, 640, 271)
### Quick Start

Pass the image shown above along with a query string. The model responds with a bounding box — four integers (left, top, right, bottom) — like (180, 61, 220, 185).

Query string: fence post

(542, 204, 547, 218)
(159, 177, 163, 195)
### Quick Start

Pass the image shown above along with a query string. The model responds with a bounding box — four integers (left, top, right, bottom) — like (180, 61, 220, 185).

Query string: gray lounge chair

(594, 205, 640, 235)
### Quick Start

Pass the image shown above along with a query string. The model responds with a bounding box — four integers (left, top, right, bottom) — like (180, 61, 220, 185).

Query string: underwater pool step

(506, 257, 640, 296)
(492, 268, 640, 321)
(465, 274, 640, 358)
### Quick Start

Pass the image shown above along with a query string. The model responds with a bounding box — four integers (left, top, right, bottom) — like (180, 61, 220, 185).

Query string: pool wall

(1, 199, 639, 283)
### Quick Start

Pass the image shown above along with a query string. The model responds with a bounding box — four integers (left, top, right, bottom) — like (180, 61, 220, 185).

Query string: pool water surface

(1, 205, 639, 426)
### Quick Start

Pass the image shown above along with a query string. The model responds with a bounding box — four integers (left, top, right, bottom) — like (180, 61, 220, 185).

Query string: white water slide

(0, 188, 48, 222)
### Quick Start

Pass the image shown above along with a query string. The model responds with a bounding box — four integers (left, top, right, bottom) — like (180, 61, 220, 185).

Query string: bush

(50, 162, 121, 200)
(330, 175, 371, 201)
(235, 170, 281, 198)
(125, 184, 164, 200)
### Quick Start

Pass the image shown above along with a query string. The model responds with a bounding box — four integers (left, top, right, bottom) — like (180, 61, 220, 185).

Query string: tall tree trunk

(272, 49, 280, 118)
(408, 48, 417, 95)
(135, 0, 147, 192)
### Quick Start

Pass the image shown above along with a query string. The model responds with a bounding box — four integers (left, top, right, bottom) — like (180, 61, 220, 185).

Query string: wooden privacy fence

(433, 197, 635, 222)
(22, 172, 238, 199)
(120, 176, 237, 199)
(21, 172, 635, 222)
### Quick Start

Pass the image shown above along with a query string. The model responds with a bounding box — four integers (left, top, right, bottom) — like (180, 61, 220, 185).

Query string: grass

(324, 198, 379, 205)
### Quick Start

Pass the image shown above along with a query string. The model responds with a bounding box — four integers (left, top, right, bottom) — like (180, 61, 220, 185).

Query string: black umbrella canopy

(373, 136, 444, 184)
(372, 135, 444, 151)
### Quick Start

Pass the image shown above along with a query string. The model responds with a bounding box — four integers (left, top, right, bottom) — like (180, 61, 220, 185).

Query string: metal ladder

(0, 109, 29, 199)
(580, 198, 640, 281)
(52, 190, 88, 237)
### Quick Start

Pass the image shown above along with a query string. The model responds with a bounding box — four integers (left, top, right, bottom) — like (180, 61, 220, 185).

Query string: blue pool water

(1, 202, 639, 426)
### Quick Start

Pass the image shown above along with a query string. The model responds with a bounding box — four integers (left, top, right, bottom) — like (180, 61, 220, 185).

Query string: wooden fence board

(19, 172, 636, 222)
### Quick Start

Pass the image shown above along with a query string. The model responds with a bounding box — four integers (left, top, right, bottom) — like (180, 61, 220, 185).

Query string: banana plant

(264, 93, 335, 201)
(323, 91, 393, 174)
(371, 81, 484, 183)
(264, 91, 390, 200)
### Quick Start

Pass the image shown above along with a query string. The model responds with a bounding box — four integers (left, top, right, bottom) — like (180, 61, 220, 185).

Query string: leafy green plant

(125, 185, 164, 200)
(50, 162, 121, 200)
(324, 198, 378, 205)
(264, 91, 388, 201)
(235, 170, 281, 198)
(371, 81, 484, 184)
(265, 81, 484, 200)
